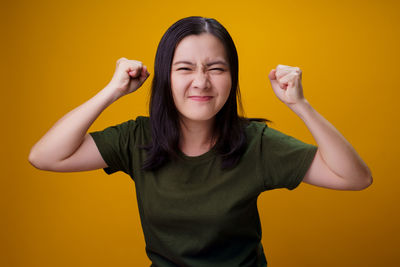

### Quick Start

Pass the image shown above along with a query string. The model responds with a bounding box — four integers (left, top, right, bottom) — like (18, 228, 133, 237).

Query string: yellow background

(2, 0, 399, 266)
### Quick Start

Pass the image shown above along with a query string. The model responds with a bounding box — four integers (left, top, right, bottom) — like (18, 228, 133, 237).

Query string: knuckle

(132, 60, 143, 68)
(117, 57, 128, 65)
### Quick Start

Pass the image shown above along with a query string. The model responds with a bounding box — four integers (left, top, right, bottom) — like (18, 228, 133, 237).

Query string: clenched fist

(268, 64, 305, 106)
(107, 57, 150, 99)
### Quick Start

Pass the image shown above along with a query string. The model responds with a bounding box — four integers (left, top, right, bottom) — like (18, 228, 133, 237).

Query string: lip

(188, 96, 213, 101)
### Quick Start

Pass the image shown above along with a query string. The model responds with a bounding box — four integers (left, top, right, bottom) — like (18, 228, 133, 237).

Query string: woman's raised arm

(268, 64, 372, 190)
(28, 58, 150, 172)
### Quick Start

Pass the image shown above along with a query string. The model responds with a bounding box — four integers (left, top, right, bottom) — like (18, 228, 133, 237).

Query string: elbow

(354, 168, 373, 191)
(28, 150, 42, 170)
(363, 173, 373, 190)
(28, 149, 66, 172)
(354, 176, 373, 191)
(28, 149, 49, 171)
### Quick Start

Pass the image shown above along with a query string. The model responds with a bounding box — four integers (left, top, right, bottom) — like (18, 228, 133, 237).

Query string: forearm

(29, 85, 119, 164)
(290, 99, 372, 182)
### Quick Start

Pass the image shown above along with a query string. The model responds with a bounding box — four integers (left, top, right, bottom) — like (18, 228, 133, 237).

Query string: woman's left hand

(268, 64, 305, 107)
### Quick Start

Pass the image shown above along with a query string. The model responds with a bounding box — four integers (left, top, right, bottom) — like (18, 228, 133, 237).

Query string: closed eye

(175, 67, 226, 72)
(209, 68, 226, 72)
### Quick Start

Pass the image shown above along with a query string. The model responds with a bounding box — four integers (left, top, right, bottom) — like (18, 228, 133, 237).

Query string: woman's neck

(179, 117, 216, 156)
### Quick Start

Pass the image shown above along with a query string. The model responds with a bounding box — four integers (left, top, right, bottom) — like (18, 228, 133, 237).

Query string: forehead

(172, 33, 228, 62)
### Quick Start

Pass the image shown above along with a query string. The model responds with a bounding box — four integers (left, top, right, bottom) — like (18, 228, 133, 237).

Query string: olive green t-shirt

(89, 116, 318, 267)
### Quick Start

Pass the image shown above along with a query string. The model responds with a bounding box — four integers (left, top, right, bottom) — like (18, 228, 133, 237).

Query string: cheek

(170, 76, 182, 101)
(216, 75, 232, 99)
(171, 75, 188, 95)
(171, 88, 183, 110)
(170, 77, 189, 113)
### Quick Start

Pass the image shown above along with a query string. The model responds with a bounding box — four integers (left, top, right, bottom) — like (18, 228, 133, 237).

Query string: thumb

(268, 69, 281, 90)
(139, 66, 150, 83)
(128, 69, 139, 78)
(268, 69, 277, 81)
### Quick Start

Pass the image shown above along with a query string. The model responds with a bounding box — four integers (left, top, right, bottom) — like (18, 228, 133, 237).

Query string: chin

(180, 112, 217, 122)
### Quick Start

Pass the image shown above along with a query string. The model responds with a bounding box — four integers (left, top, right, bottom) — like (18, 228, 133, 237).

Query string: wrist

(288, 98, 312, 119)
(101, 84, 124, 103)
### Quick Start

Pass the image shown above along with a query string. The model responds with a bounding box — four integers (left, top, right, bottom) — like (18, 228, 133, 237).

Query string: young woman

(29, 16, 372, 267)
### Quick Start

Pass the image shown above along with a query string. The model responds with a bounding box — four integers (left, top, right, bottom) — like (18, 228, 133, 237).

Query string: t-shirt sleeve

(260, 126, 318, 191)
(89, 120, 135, 176)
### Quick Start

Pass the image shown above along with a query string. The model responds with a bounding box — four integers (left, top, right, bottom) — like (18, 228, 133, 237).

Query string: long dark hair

(142, 16, 268, 171)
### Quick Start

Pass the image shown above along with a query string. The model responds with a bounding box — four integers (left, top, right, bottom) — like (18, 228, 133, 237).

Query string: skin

(169, 33, 373, 190)
(29, 34, 372, 191)
(27, 58, 151, 172)
(268, 65, 372, 190)
(170, 33, 232, 156)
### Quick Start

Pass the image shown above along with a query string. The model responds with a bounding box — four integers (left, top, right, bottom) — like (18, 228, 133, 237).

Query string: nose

(192, 70, 210, 89)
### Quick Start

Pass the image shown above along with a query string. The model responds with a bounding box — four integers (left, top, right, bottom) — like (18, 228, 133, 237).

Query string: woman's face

(170, 33, 232, 124)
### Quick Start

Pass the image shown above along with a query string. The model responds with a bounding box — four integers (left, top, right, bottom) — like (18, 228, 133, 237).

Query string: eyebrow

(173, 60, 228, 66)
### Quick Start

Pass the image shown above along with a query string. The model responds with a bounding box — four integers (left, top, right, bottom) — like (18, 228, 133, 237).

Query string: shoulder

(130, 116, 151, 139)
(106, 116, 150, 132)
(118, 116, 150, 129)
(135, 115, 149, 122)
(95, 116, 150, 139)
(134, 116, 150, 127)
(244, 120, 267, 132)
(244, 119, 270, 140)
(243, 119, 306, 148)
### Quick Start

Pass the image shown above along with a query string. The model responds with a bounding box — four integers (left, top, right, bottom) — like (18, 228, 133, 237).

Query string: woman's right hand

(107, 57, 150, 99)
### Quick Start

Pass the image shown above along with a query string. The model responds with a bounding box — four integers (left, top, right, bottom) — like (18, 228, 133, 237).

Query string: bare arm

(293, 99, 372, 190)
(29, 86, 117, 171)
(268, 65, 372, 191)
(28, 58, 150, 172)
